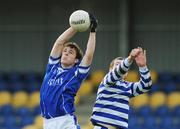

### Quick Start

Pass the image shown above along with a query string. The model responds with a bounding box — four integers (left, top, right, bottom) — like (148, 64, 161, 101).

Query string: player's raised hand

(135, 48, 147, 67)
(89, 13, 98, 32)
(130, 48, 141, 58)
(127, 47, 141, 63)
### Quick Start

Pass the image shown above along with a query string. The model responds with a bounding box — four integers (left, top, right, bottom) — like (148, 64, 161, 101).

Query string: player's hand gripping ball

(69, 10, 90, 32)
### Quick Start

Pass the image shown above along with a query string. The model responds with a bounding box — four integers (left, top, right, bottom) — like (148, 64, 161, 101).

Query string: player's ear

(75, 59, 79, 63)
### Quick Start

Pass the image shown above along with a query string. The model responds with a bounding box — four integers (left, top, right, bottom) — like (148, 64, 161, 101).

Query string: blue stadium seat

(3, 115, 17, 128)
(159, 116, 173, 129)
(9, 82, 24, 92)
(0, 105, 14, 116)
(154, 105, 169, 117)
(147, 126, 159, 129)
(0, 82, 8, 91)
(171, 127, 180, 129)
(164, 82, 177, 93)
(129, 116, 140, 129)
(0, 72, 4, 80)
(136, 106, 152, 117)
(33, 105, 41, 115)
(0, 115, 4, 127)
(23, 72, 42, 84)
(25, 82, 40, 93)
(130, 126, 143, 129)
(129, 107, 137, 117)
(8, 72, 21, 83)
(7, 126, 21, 129)
(172, 116, 180, 129)
(24, 72, 36, 82)
(15, 107, 32, 117)
(174, 74, 180, 83)
(158, 72, 174, 83)
(172, 106, 180, 116)
(0, 126, 5, 129)
(142, 116, 158, 129)
(19, 116, 34, 127)
(150, 83, 161, 93)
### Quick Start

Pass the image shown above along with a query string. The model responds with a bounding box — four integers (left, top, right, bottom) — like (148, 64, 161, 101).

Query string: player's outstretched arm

(80, 14, 98, 66)
(103, 48, 141, 86)
(50, 27, 77, 58)
(130, 48, 152, 97)
(116, 48, 141, 76)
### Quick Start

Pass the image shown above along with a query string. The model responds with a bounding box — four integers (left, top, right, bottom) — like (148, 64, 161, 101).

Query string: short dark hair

(64, 42, 83, 60)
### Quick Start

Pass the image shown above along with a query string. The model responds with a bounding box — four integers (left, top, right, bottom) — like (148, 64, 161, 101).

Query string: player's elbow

(147, 76, 153, 87)
(148, 80, 153, 87)
(144, 80, 153, 91)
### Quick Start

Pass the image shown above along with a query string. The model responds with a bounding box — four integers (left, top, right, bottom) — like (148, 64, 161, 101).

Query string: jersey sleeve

(130, 66, 152, 97)
(102, 58, 132, 86)
(75, 65, 90, 81)
(45, 56, 60, 73)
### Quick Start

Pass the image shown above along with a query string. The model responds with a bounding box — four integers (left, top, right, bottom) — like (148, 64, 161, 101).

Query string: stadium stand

(0, 71, 179, 129)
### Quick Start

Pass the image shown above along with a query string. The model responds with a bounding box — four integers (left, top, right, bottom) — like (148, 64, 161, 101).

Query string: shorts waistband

(43, 114, 73, 123)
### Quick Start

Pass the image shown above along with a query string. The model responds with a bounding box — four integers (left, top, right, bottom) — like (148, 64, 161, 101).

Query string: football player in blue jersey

(91, 47, 152, 129)
(40, 14, 98, 129)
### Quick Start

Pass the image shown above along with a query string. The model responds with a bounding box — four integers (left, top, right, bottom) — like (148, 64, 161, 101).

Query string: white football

(69, 10, 90, 32)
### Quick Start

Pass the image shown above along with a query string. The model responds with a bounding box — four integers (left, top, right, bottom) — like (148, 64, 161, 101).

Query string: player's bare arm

(80, 14, 98, 66)
(50, 27, 77, 58)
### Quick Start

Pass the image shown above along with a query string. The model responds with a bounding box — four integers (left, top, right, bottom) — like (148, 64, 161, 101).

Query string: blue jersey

(91, 58, 152, 129)
(40, 56, 90, 119)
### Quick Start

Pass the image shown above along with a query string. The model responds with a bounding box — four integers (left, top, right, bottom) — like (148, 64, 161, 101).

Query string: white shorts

(43, 114, 80, 129)
(94, 126, 108, 129)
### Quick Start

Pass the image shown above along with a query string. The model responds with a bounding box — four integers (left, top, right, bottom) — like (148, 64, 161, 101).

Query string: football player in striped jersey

(91, 47, 152, 129)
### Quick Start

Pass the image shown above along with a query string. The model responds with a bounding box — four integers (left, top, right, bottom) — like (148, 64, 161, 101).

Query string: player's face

(113, 59, 122, 69)
(61, 46, 78, 67)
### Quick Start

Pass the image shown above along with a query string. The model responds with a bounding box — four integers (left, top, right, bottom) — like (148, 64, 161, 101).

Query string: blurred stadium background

(0, 0, 180, 129)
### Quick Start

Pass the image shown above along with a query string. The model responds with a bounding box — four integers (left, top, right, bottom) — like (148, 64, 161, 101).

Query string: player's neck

(61, 63, 74, 69)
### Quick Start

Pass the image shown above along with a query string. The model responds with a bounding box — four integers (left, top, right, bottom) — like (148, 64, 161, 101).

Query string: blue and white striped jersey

(40, 56, 90, 119)
(91, 58, 152, 129)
